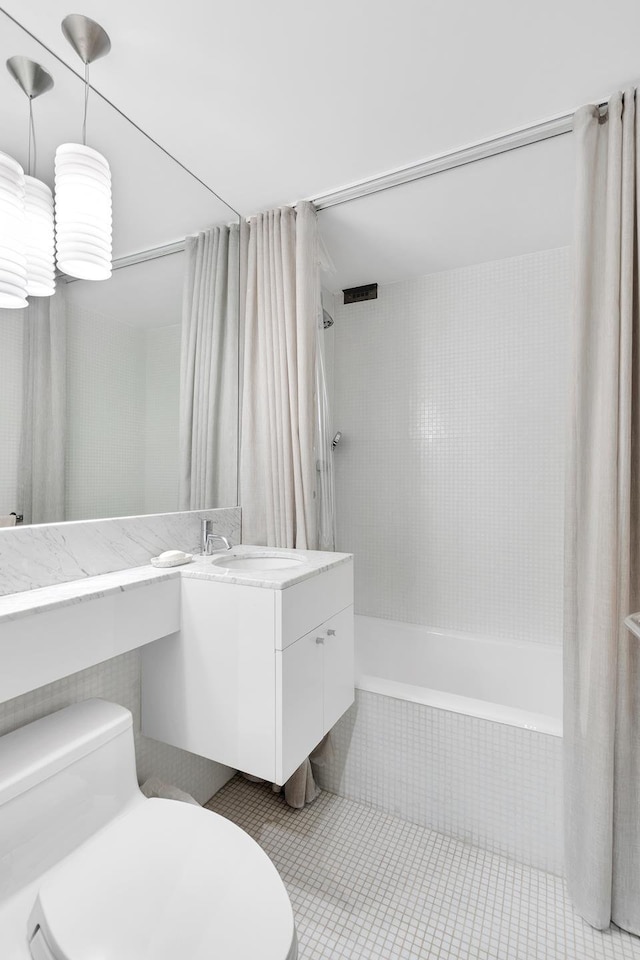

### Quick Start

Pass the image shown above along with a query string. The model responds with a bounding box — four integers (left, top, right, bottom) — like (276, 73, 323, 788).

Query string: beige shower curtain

(564, 89, 640, 934)
(178, 225, 239, 510)
(18, 292, 66, 524)
(240, 201, 330, 806)
(240, 201, 319, 549)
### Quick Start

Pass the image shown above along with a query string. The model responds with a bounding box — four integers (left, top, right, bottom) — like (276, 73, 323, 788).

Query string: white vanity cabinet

(141, 559, 354, 784)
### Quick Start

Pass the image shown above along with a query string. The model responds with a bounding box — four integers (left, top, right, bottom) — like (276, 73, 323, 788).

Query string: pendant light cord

(27, 97, 36, 177)
(82, 62, 89, 145)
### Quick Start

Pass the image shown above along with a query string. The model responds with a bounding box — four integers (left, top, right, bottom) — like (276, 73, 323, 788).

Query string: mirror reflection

(0, 10, 239, 526)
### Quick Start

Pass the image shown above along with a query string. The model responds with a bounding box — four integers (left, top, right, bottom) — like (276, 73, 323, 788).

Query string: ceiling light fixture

(6, 56, 56, 299)
(55, 14, 112, 281)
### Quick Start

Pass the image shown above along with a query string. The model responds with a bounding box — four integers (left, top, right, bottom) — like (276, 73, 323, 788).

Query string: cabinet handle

(315, 636, 324, 644)
(327, 629, 336, 636)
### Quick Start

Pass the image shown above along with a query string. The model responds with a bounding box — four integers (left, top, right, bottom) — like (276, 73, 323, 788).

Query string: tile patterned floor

(207, 776, 640, 960)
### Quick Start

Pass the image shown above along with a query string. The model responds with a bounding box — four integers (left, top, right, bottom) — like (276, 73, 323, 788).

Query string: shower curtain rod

(65, 97, 613, 274)
(308, 100, 608, 210)
(112, 241, 186, 270)
(62, 240, 186, 281)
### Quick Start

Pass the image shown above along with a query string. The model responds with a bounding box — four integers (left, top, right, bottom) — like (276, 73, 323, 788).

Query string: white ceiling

(65, 253, 184, 329)
(319, 133, 575, 291)
(2, 0, 639, 285)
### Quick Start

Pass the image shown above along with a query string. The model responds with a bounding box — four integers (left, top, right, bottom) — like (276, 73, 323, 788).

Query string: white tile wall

(66, 306, 184, 521)
(333, 247, 570, 645)
(0, 649, 233, 804)
(65, 304, 147, 521)
(143, 324, 181, 514)
(0, 311, 24, 518)
(317, 690, 564, 875)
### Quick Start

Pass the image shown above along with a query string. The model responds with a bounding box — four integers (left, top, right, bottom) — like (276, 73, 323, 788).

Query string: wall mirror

(0, 9, 240, 526)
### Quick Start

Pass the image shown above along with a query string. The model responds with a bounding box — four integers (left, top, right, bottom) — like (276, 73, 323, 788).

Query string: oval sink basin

(211, 553, 305, 571)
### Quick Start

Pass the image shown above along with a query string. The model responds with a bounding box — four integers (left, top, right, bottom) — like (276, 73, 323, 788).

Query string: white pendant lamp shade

(55, 143, 112, 281)
(0, 150, 28, 309)
(24, 176, 55, 296)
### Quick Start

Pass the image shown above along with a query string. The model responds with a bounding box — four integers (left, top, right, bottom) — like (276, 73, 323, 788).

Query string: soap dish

(150, 553, 193, 568)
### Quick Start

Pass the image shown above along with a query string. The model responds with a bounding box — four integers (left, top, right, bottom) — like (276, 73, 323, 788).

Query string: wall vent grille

(343, 283, 378, 304)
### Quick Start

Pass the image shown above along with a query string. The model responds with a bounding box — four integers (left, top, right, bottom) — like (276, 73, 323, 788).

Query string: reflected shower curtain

(18, 292, 66, 524)
(179, 225, 239, 510)
(564, 90, 640, 934)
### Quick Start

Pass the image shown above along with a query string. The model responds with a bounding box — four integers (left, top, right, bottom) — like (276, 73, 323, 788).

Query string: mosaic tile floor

(207, 776, 640, 960)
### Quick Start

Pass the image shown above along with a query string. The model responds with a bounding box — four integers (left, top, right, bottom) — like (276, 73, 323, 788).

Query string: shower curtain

(240, 200, 334, 805)
(564, 89, 640, 935)
(240, 201, 320, 549)
(18, 292, 66, 524)
(178, 225, 239, 511)
(179, 204, 333, 804)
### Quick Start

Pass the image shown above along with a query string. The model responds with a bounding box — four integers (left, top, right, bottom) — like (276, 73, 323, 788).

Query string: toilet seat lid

(28, 798, 296, 960)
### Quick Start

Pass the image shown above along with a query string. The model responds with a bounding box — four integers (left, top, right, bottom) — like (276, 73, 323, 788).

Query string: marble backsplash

(0, 508, 241, 597)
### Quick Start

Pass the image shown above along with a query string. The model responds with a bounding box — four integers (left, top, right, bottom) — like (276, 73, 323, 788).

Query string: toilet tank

(0, 700, 143, 899)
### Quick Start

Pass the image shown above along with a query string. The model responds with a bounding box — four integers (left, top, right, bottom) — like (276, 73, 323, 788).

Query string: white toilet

(0, 699, 298, 960)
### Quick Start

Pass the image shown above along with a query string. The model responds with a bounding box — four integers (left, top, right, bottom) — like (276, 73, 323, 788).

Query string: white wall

(0, 312, 23, 518)
(332, 247, 570, 646)
(65, 305, 147, 521)
(65, 306, 182, 521)
(0, 300, 182, 524)
(144, 324, 181, 514)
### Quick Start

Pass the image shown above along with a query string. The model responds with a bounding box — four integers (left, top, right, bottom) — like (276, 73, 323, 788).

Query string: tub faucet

(201, 519, 232, 555)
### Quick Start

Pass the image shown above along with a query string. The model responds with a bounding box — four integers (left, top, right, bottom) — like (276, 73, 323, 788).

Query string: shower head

(323, 308, 334, 329)
(332, 431, 342, 448)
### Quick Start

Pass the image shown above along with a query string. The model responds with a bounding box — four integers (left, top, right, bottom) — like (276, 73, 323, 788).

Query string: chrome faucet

(201, 519, 232, 556)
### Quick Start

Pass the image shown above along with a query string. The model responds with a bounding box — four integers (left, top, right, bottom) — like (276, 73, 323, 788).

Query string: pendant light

(6, 56, 56, 298)
(55, 14, 112, 281)
(0, 149, 27, 309)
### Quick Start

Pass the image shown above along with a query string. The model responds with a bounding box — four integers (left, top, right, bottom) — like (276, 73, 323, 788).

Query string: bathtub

(317, 615, 565, 874)
(355, 615, 563, 737)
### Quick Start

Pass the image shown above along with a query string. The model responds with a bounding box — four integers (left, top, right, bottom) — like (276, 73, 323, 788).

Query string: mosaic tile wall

(332, 247, 570, 646)
(144, 324, 181, 514)
(66, 306, 183, 521)
(0, 649, 234, 805)
(317, 690, 564, 875)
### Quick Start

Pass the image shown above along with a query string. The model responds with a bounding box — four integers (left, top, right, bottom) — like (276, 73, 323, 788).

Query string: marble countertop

(0, 546, 353, 625)
(182, 545, 352, 590)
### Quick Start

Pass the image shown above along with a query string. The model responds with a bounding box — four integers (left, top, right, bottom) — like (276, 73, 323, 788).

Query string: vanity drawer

(275, 560, 353, 650)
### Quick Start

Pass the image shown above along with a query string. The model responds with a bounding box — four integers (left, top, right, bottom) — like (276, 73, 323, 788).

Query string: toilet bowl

(0, 699, 297, 960)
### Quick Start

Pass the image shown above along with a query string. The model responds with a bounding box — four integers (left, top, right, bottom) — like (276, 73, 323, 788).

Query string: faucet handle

(200, 518, 213, 555)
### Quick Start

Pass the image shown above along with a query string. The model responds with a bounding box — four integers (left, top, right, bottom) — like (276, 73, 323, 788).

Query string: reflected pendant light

(0, 150, 27, 308)
(6, 56, 56, 298)
(55, 14, 112, 281)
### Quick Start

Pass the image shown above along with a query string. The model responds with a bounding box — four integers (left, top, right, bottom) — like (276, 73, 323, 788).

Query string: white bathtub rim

(356, 613, 563, 654)
(355, 674, 563, 738)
